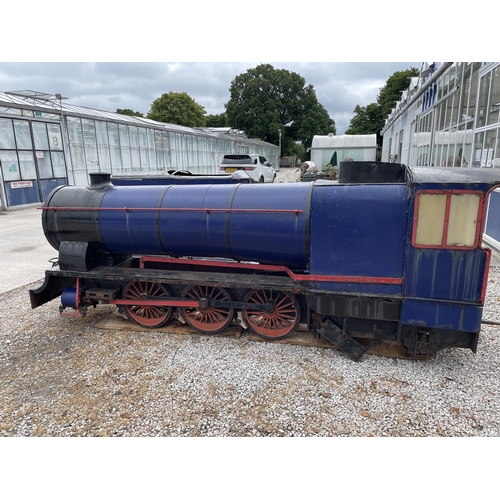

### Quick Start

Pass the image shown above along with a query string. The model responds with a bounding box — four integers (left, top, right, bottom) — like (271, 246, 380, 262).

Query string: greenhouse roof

(311, 134, 377, 149)
(0, 90, 277, 148)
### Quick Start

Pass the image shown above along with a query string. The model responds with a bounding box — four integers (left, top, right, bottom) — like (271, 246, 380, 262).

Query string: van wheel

(259, 176, 264, 183)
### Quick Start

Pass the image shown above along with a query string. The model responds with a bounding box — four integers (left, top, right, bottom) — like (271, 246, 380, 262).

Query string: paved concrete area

(0, 207, 57, 294)
(275, 167, 301, 183)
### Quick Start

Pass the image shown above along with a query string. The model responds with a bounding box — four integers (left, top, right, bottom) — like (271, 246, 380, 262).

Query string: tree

(205, 113, 228, 127)
(345, 103, 383, 136)
(116, 108, 144, 117)
(147, 91, 207, 127)
(225, 64, 335, 156)
(345, 67, 419, 157)
(377, 68, 419, 119)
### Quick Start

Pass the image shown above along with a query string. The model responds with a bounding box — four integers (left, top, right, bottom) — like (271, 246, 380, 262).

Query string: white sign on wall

(11, 181, 33, 189)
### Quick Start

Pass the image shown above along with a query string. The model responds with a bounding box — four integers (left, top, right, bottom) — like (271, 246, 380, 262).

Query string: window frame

(412, 189, 485, 250)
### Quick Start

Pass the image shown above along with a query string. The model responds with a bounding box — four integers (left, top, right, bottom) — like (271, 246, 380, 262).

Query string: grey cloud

(0, 61, 420, 134)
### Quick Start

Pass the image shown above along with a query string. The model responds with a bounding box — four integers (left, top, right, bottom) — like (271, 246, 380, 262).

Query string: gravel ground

(1, 268, 500, 438)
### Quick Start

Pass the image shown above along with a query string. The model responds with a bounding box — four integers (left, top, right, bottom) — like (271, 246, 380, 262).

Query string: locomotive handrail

(38, 206, 303, 214)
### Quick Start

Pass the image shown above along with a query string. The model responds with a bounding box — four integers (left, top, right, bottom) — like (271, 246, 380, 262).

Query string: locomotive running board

(315, 319, 371, 361)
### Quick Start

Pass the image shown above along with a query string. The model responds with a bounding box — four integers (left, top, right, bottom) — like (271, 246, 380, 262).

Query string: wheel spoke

(243, 290, 300, 339)
(181, 285, 234, 334)
(123, 281, 172, 328)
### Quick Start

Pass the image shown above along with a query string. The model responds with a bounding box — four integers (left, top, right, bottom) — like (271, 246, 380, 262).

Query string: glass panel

(119, 125, 130, 147)
(95, 121, 109, 146)
(37, 151, 53, 178)
(13, 120, 32, 149)
(0, 118, 16, 149)
(129, 126, 139, 148)
(468, 63, 482, 123)
(476, 71, 491, 128)
(85, 144, 99, 171)
(47, 123, 63, 150)
(162, 131, 170, 150)
(139, 128, 149, 168)
(450, 91, 459, 127)
(131, 147, 140, 168)
(140, 147, 149, 169)
(473, 131, 484, 167)
(447, 194, 480, 247)
(107, 123, 120, 147)
(487, 66, 500, 126)
(82, 119, 97, 146)
(415, 193, 447, 246)
(67, 117, 83, 145)
(147, 129, 155, 149)
(51, 151, 67, 177)
(110, 146, 122, 172)
(483, 129, 497, 167)
(121, 147, 132, 170)
(32, 122, 49, 150)
(0, 150, 20, 180)
(20, 154, 37, 180)
(0, 106, 22, 116)
(460, 63, 472, 125)
(72, 170, 89, 187)
(70, 144, 86, 170)
(97, 145, 111, 172)
(139, 128, 148, 148)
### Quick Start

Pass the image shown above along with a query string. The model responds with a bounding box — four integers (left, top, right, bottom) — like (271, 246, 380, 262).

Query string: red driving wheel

(122, 281, 173, 328)
(243, 289, 300, 339)
(180, 285, 234, 334)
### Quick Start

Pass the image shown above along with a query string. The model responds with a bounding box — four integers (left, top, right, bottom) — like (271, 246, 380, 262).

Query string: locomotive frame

(29, 163, 500, 361)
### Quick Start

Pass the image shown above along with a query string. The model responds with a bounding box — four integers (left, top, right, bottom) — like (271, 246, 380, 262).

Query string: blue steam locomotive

(30, 162, 500, 360)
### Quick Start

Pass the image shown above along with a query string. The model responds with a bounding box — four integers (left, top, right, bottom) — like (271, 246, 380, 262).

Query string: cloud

(0, 61, 420, 134)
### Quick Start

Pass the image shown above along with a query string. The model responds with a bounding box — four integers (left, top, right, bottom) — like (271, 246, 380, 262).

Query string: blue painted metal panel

(100, 185, 167, 254)
(405, 248, 487, 302)
(307, 281, 402, 296)
(98, 183, 310, 268)
(229, 183, 310, 268)
(401, 299, 482, 332)
(309, 184, 408, 278)
(4, 182, 40, 206)
(159, 184, 233, 259)
(40, 178, 67, 202)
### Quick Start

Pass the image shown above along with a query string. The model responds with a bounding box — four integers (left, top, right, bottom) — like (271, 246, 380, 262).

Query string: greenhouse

(0, 90, 279, 210)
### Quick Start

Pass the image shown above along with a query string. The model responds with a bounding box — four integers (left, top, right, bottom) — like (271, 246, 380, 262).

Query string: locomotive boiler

(30, 162, 500, 361)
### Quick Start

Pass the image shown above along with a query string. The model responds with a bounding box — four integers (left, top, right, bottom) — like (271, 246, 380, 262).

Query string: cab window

(413, 191, 483, 249)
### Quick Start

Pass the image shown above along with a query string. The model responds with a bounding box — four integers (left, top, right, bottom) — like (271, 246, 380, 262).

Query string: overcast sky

(2, 4, 482, 138)
(0, 62, 420, 135)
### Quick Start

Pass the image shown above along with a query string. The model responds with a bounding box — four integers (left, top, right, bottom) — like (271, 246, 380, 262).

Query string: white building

(310, 133, 377, 171)
(381, 62, 500, 251)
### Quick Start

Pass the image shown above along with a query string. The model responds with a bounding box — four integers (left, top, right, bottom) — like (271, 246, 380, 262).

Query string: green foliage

(116, 108, 144, 117)
(345, 67, 419, 157)
(345, 103, 383, 135)
(377, 67, 419, 118)
(147, 91, 207, 127)
(205, 113, 228, 127)
(225, 64, 335, 156)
